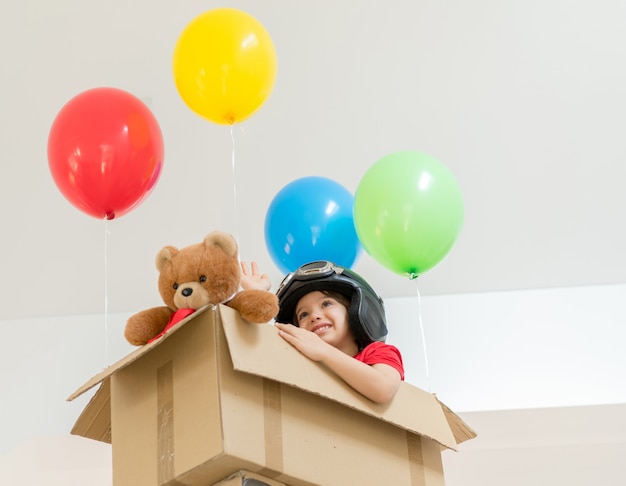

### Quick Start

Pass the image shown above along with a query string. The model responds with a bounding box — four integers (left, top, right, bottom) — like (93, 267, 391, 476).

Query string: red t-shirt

(353, 341, 404, 380)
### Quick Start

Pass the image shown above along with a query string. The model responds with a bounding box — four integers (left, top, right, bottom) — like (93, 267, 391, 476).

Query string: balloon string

(103, 217, 110, 366)
(415, 286, 431, 392)
(230, 125, 240, 248)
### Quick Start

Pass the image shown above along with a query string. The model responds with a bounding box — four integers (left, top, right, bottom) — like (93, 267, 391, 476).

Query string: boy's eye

(322, 300, 333, 307)
(297, 311, 309, 321)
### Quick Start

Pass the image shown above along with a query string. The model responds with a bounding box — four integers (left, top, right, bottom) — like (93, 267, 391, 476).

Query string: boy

(241, 261, 403, 404)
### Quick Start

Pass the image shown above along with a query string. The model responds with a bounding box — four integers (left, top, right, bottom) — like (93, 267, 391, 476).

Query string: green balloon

(354, 150, 464, 279)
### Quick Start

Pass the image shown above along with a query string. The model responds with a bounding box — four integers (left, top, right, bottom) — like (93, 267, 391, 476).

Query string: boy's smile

(310, 323, 332, 335)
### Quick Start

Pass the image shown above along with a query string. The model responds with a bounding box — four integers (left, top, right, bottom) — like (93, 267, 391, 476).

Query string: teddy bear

(124, 230, 279, 345)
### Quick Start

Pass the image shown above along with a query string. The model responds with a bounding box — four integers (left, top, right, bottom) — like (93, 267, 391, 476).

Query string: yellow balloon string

(230, 123, 245, 250)
(230, 125, 238, 246)
(415, 285, 431, 392)
(103, 217, 110, 366)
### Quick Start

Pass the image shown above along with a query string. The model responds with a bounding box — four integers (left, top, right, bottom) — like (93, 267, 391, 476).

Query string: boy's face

(295, 291, 357, 355)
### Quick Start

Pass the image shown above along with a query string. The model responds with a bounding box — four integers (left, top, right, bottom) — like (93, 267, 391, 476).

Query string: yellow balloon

(172, 8, 278, 125)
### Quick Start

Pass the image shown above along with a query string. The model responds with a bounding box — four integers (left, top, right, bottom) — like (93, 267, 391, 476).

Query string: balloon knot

(104, 211, 116, 221)
(225, 113, 236, 125)
(409, 272, 419, 280)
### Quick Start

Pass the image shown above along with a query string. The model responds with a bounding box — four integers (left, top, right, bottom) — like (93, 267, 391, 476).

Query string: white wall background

(386, 283, 626, 411)
(1, 283, 624, 484)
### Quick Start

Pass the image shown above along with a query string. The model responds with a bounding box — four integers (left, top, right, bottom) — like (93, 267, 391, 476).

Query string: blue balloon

(264, 176, 362, 274)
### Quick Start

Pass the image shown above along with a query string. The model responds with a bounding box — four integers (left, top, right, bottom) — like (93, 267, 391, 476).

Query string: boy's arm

(318, 346, 401, 404)
(275, 323, 401, 404)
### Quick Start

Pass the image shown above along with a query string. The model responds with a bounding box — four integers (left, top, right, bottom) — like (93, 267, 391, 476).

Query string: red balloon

(47, 87, 164, 220)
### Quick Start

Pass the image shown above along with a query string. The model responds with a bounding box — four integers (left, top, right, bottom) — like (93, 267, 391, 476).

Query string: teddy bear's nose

(182, 287, 193, 297)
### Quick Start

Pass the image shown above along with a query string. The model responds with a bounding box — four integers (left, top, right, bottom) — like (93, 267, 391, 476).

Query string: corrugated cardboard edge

(70, 379, 112, 443)
(435, 396, 477, 446)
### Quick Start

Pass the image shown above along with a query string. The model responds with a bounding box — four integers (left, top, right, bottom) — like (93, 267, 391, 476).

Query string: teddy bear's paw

(228, 290, 279, 324)
(124, 306, 173, 345)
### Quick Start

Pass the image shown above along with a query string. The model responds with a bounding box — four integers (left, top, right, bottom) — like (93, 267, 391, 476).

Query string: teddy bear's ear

(204, 231, 237, 257)
(155, 246, 178, 272)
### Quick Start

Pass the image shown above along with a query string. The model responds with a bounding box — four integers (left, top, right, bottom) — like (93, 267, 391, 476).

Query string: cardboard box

(69, 305, 475, 486)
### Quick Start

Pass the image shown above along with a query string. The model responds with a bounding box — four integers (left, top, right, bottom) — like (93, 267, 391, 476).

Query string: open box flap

(218, 305, 462, 450)
(436, 397, 478, 445)
(67, 306, 213, 402)
(70, 379, 112, 443)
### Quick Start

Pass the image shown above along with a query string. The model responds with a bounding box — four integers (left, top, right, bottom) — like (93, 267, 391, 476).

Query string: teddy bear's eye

(173, 283, 179, 290)
(199, 275, 207, 283)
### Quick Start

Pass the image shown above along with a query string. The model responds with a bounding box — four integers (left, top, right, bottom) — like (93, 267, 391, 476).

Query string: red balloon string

(103, 217, 110, 367)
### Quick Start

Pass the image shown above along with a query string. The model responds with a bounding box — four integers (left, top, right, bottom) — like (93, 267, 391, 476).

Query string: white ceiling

(1, 0, 625, 321)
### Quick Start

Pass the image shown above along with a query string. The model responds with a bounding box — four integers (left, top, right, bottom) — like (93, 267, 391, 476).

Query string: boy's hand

(275, 322, 330, 362)
(240, 261, 272, 291)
